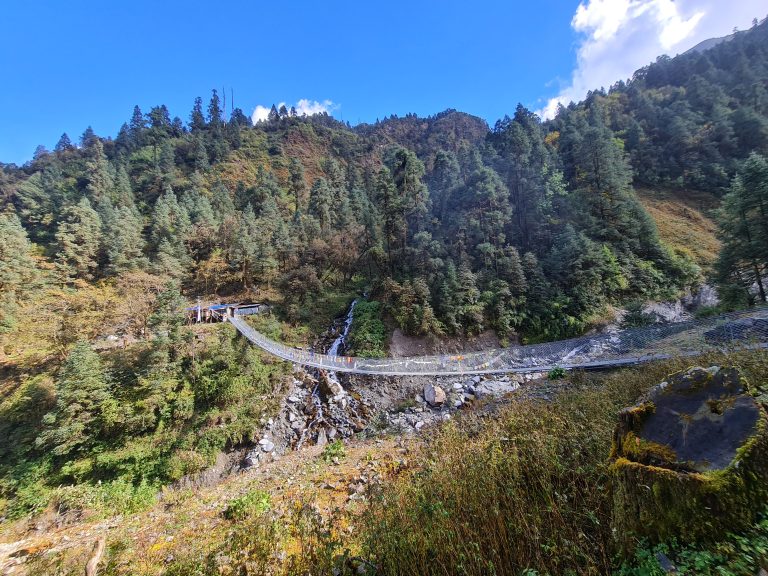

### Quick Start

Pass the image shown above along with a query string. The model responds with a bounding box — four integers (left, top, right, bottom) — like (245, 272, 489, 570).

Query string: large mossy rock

(611, 366, 768, 547)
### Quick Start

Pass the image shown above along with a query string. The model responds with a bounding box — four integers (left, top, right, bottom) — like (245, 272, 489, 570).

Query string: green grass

(321, 439, 346, 463)
(295, 283, 365, 337)
(617, 509, 768, 575)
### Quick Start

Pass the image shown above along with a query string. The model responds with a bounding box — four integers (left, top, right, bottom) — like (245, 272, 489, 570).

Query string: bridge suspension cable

(228, 309, 768, 376)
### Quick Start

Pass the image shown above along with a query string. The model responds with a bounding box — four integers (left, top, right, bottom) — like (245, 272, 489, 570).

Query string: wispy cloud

(251, 99, 337, 124)
(538, 0, 765, 119)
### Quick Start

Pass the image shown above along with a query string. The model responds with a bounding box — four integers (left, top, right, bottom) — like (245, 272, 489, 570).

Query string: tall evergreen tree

(288, 158, 307, 215)
(103, 204, 146, 274)
(55, 197, 102, 281)
(36, 341, 115, 457)
(0, 212, 38, 332)
(308, 178, 333, 232)
(54, 133, 74, 153)
(189, 96, 206, 132)
(715, 153, 768, 305)
(129, 105, 147, 148)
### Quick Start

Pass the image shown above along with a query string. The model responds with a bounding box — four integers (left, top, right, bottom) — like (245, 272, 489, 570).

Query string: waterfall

(328, 299, 358, 357)
(296, 299, 357, 449)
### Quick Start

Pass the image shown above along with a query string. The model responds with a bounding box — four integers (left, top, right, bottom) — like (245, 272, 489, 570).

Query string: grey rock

(319, 372, 344, 399)
(260, 440, 275, 453)
(243, 455, 259, 468)
(423, 383, 446, 407)
(474, 379, 520, 398)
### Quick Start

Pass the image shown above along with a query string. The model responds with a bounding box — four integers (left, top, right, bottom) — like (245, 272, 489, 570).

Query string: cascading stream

(296, 299, 358, 448)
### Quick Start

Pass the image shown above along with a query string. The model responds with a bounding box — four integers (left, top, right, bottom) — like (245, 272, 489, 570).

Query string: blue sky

(0, 0, 763, 165)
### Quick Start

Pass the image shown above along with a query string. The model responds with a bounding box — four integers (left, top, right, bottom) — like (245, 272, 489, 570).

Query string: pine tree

(84, 139, 115, 208)
(211, 182, 235, 223)
(0, 212, 38, 332)
(229, 108, 250, 126)
(715, 153, 768, 305)
(113, 164, 136, 208)
(129, 105, 147, 148)
(308, 178, 333, 232)
(151, 187, 190, 248)
(54, 133, 74, 153)
(55, 197, 102, 281)
(153, 238, 185, 279)
(36, 341, 115, 457)
(192, 136, 209, 171)
(148, 280, 187, 366)
(190, 96, 206, 132)
(103, 204, 146, 274)
(80, 126, 98, 148)
(288, 158, 307, 215)
(428, 150, 462, 223)
(207, 90, 223, 127)
(231, 204, 260, 288)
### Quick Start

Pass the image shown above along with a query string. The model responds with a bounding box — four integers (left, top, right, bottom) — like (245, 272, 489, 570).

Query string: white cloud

(539, 0, 765, 119)
(251, 104, 272, 123)
(251, 99, 337, 124)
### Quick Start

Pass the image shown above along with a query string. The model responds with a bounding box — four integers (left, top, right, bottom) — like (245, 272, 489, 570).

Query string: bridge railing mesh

(228, 308, 768, 376)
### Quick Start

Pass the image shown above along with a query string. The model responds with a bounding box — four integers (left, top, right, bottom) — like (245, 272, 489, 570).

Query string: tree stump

(611, 366, 768, 548)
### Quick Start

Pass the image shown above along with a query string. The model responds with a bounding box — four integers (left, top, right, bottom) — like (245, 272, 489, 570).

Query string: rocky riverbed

(239, 367, 557, 471)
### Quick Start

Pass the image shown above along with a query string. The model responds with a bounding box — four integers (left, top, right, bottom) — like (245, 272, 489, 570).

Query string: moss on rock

(611, 366, 768, 549)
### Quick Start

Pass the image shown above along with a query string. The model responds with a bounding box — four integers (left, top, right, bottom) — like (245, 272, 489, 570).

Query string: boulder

(474, 379, 520, 398)
(611, 366, 768, 547)
(423, 383, 446, 407)
(319, 372, 344, 399)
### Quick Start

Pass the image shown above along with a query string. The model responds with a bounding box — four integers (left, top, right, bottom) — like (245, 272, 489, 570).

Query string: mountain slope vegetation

(1, 18, 768, 570)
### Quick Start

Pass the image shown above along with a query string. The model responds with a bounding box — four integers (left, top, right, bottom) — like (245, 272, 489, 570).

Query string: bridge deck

(228, 309, 768, 376)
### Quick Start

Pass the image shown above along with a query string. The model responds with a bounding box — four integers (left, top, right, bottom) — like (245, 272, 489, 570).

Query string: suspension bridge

(225, 307, 768, 376)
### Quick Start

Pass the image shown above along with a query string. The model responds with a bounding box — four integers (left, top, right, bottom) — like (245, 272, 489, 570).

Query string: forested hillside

(2, 23, 765, 356)
(0, 11, 767, 559)
(0, 22, 762, 354)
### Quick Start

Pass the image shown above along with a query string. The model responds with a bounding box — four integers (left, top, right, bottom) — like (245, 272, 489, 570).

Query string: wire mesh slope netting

(229, 308, 768, 376)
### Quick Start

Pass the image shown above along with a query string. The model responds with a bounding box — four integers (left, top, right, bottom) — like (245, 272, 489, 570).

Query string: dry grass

(636, 187, 721, 270)
(10, 350, 768, 576)
(358, 350, 768, 576)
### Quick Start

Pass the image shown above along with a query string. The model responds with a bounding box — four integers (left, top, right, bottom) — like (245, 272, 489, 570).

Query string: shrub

(547, 366, 566, 380)
(622, 301, 656, 328)
(322, 440, 346, 463)
(617, 507, 768, 575)
(224, 489, 272, 520)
